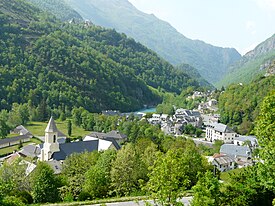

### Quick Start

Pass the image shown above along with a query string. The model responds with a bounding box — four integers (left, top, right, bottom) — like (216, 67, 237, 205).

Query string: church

(39, 117, 120, 161)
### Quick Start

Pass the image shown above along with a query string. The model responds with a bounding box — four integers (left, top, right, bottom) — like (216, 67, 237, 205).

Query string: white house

(206, 123, 236, 143)
(234, 135, 258, 148)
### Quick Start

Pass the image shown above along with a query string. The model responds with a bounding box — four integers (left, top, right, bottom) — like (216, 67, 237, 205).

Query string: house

(206, 123, 236, 143)
(19, 144, 41, 158)
(40, 117, 120, 161)
(0, 135, 31, 149)
(208, 99, 218, 107)
(85, 130, 127, 145)
(83, 136, 120, 150)
(220, 144, 252, 162)
(212, 154, 235, 172)
(174, 109, 202, 128)
(11, 125, 32, 137)
(234, 135, 258, 148)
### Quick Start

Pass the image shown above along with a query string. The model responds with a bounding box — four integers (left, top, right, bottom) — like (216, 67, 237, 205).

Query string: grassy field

(0, 137, 42, 156)
(25, 119, 90, 139)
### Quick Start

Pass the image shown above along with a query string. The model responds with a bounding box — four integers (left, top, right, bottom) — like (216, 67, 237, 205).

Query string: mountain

(61, 0, 242, 85)
(218, 34, 275, 88)
(0, 0, 200, 114)
(176, 64, 213, 88)
(26, 0, 83, 21)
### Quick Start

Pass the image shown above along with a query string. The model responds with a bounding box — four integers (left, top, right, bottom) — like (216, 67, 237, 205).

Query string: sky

(128, 0, 275, 55)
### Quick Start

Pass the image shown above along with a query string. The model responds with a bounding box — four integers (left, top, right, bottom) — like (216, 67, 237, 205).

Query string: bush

(78, 191, 91, 201)
(2, 196, 26, 206)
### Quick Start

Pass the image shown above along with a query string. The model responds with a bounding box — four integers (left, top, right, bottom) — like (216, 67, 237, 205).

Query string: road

(89, 197, 192, 206)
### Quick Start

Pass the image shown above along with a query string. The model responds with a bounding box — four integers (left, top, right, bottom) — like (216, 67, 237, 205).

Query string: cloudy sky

(128, 0, 275, 55)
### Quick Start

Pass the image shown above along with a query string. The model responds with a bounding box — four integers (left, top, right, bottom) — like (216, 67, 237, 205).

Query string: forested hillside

(0, 0, 200, 116)
(218, 34, 275, 88)
(218, 75, 275, 134)
(176, 64, 213, 88)
(29, 0, 241, 85)
(26, 0, 83, 21)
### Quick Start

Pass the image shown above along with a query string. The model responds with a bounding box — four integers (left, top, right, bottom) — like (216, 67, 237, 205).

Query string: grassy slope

(25, 120, 90, 138)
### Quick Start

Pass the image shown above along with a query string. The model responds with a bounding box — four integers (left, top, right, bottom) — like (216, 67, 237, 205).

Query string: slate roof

(105, 130, 127, 140)
(52, 140, 99, 161)
(46, 160, 62, 174)
(45, 116, 58, 133)
(19, 144, 41, 158)
(0, 135, 30, 145)
(209, 123, 234, 133)
(235, 135, 257, 145)
(214, 155, 234, 165)
(88, 131, 106, 139)
(220, 144, 251, 158)
(12, 125, 32, 137)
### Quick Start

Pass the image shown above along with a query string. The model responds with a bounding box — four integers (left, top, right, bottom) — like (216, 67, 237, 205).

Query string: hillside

(0, 0, 200, 115)
(41, 0, 242, 85)
(176, 64, 213, 88)
(26, 0, 83, 21)
(218, 74, 275, 134)
(218, 34, 275, 88)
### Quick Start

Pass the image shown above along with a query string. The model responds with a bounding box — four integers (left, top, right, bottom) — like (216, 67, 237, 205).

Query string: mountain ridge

(0, 0, 201, 114)
(56, 0, 242, 85)
(217, 34, 275, 87)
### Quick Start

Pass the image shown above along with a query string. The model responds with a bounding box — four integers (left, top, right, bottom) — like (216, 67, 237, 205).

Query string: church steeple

(45, 116, 58, 133)
(40, 116, 60, 161)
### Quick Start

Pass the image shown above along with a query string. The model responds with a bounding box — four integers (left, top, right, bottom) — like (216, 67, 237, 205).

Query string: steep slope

(63, 0, 241, 85)
(218, 34, 275, 88)
(0, 0, 199, 114)
(26, 0, 83, 21)
(218, 74, 275, 134)
(176, 64, 213, 88)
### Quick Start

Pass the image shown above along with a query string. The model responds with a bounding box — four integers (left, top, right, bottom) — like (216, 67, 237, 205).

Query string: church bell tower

(40, 116, 60, 161)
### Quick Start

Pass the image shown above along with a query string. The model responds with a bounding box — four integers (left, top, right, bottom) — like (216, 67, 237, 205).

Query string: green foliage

(145, 149, 190, 206)
(255, 92, 275, 191)
(67, 119, 72, 136)
(83, 150, 117, 199)
(30, 162, 60, 203)
(2, 196, 26, 206)
(110, 144, 147, 196)
(64, 0, 241, 85)
(0, 0, 200, 115)
(218, 76, 275, 134)
(26, 0, 82, 21)
(191, 171, 221, 206)
(61, 151, 100, 199)
(0, 160, 29, 197)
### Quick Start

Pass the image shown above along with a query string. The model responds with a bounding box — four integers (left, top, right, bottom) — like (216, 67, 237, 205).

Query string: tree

(83, 150, 116, 199)
(67, 120, 72, 136)
(31, 162, 60, 203)
(61, 151, 99, 199)
(0, 120, 10, 139)
(145, 149, 190, 206)
(110, 144, 146, 196)
(254, 93, 275, 192)
(191, 171, 221, 206)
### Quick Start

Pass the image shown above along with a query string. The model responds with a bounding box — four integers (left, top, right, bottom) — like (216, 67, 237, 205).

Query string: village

(0, 90, 259, 176)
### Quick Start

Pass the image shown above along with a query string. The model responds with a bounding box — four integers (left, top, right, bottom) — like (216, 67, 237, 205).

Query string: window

(53, 135, 56, 143)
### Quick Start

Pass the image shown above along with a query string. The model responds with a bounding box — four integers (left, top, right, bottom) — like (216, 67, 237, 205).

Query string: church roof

(45, 117, 58, 133)
(51, 140, 99, 161)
